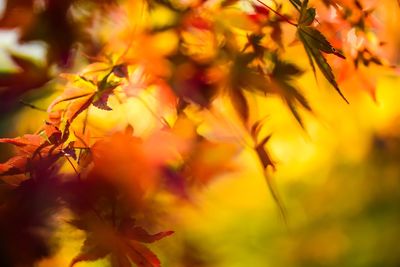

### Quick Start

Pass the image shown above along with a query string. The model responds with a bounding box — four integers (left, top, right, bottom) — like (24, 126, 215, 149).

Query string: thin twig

(254, 0, 298, 27)
(19, 100, 47, 112)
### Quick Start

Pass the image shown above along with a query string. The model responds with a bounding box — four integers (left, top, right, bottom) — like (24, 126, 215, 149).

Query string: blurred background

(1, 0, 400, 266)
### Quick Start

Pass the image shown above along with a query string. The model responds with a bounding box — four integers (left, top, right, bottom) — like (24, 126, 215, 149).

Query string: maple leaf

(228, 51, 310, 126)
(47, 75, 96, 124)
(92, 89, 114, 111)
(0, 156, 29, 176)
(70, 237, 108, 267)
(268, 55, 312, 128)
(70, 218, 173, 267)
(48, 73, 121, 124)
(170, 59, 217, 109)
(254, 135, 275, 174)
(0, 135, 44, 175)
(0, 134, 45, 153)
(228, 53, 267, 124)
(80, 61, 128, 110)
(252, 128, 286, 223)
(294, 0, 349, 103)
(0, 134, 71, 177)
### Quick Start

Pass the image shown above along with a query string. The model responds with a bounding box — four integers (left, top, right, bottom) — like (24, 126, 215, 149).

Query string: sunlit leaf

(296, 0, 349, 103)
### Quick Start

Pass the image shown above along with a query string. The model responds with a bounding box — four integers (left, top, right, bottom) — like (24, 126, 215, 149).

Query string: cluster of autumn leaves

(0, 0, 393, 266)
